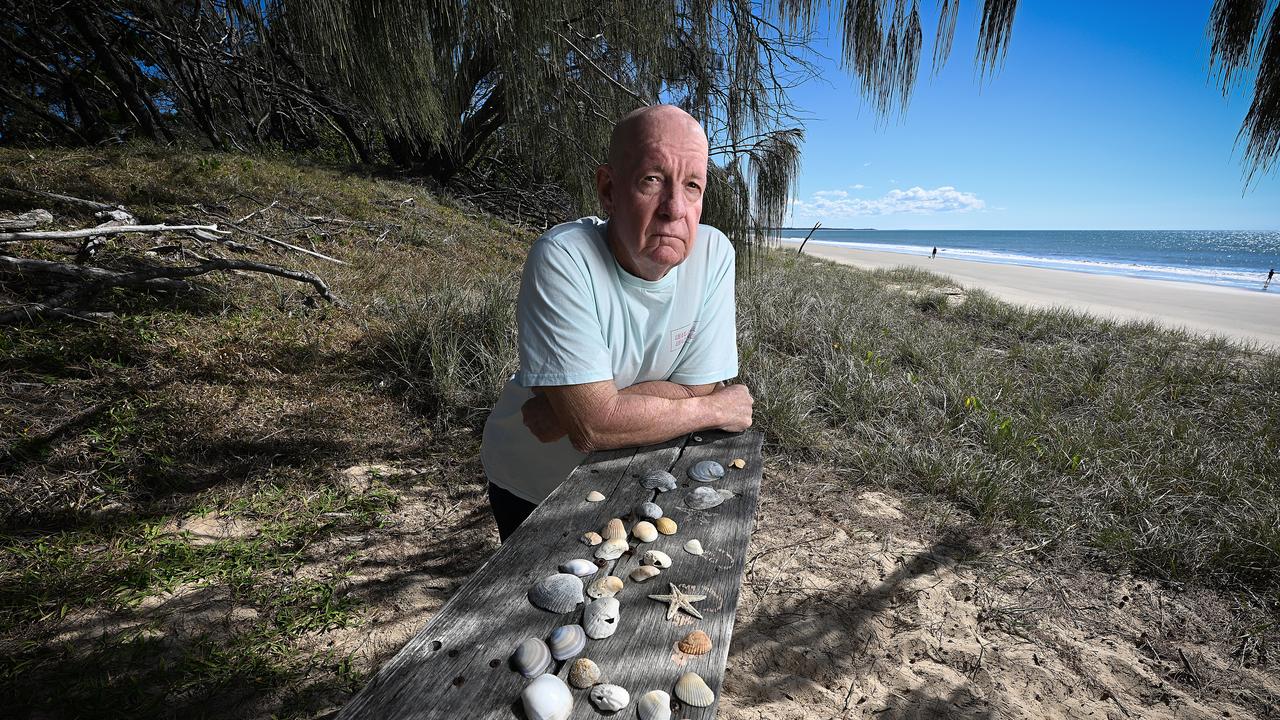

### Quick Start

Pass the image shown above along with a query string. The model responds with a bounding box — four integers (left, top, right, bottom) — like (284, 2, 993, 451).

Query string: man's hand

(521, 392, 567, 443)
(711, 383, 753, 432)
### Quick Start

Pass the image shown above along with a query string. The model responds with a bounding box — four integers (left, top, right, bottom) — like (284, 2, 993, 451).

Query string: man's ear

(595, 164, 614, 215)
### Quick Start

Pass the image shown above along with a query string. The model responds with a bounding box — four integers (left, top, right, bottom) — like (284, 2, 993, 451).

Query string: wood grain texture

(336, 430, 763, 720)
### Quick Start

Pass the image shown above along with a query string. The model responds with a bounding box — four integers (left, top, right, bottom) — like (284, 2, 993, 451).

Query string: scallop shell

(559, 558, 599, 577)
(587, 575, 624, 599)
(568, 657, 602, 689)
(586, 490, 606, 502)
(594, 537, 628, 560)
(582, 596, 620, 639)
(548, 624, 587, 661)
(674, 671, 715, 707)
(654, 517, 678, 535)
(639, 470, 678, 492)
(529, 573, 584, 613)
(683, 539, 704, 555)
(641, 550, 672, 568)
(632, 521, 658, 542)
(637, 689, 672, 720)
(629, 565, 661, 582)
(635, 501, 663, 520)
(684, 485, 727, 509)
(730, 458, 747, 469)
(512, 637, 553, 678)
(522, 673, 573, 720)
(677, 630, 712, 656)
(603, 518, 627, 541)
(687, 460, 725, 483)
(588, 683, 631, 712)
(581, 531, 602, 546)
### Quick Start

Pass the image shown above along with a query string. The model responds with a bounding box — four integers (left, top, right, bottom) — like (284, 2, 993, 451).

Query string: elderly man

(480, 105, 754, 540)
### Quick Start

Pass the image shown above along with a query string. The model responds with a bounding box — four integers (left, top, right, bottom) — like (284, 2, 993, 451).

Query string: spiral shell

(637, 690, 672, 720)
(639, 470, 678, 492)
(629, 565, 661, 582)
(677, 630, 712, 656)
(632, 521, 658, 543)
(641, 550, 672, 568)
(587, 575, 624, 599)
(548, 624, 587, 661)
(528, 573, 584, 613)
(568, 657, 602, 689)
(687, 460, 725, 483)
(674, 671, 715, 707)
(589, 683, 631, 712)
(654, 517, 678, 535)
(512, 637, 553, 678)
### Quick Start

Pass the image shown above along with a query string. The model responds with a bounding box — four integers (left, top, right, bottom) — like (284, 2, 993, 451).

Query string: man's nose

(658, 183, 686, 220)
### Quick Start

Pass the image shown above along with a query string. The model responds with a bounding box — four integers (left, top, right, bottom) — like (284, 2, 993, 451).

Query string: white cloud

(790, 185, 986, 221)
(813, 189, 849, 199)
(862, 162, 872, 167)
(849, 183, 865, 190)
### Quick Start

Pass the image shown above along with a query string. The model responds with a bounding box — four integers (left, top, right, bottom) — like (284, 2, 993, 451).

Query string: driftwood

(0, 187, 121, 213)
(0, 223, 228, 244)
(0, 209, 54, 231)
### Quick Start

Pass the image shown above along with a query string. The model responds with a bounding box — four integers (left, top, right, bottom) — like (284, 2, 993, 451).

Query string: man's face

(596, 115, 708, 281)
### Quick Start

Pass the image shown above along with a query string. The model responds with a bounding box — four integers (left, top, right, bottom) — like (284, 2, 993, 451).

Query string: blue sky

(783, 0, 1280, 230)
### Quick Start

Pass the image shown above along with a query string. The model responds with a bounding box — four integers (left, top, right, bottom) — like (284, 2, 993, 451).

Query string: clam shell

(641, 550, 672, 568)
(637, 689, 672, 720)
(639, 470, 678, 492)
(684, 485, 727, 509)
(529, 573, 584, 613)
(559, 558, 599, 577)
(522, 673, 573, 720)
(603, 518, 627, 541)
(594, 537, 628, 560)
(632, 521, 658, 542)
(635, 501, 663, 520)
(586, 490, 606, 502)
(629, 565, 661, 582)
(568, 657, 602, 689)
(677, 630, 712, 656)
(730, 458, 747, 469)
(588, 683, 631, 712)
(683, 539, 704, 555)
(687, 460, 725, 483)
(654, 517, 678, 535)
(548, 624, 587, 661)
(674, 671, 715, 707)
(587, 575, 624, 599)
(512, 637, 553, 678)
(581, 531, 602, 546)
(582, 596, 620, 639)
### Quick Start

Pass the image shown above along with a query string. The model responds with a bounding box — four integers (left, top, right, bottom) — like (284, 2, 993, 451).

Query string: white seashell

(568, 657, 602, 688)
(512, 637, 553, 678)
(635, 501, 663, 519)
(594, 537, 628, 560)
(687, 460, 725, 483)
(587, 575, 624, 599)
(588, 683, 631, 712)
(637, 689, 672, 720)
(673, 671, 715, 707)
(602, 518, 627, 540)
(684, 485, 728, 509)
(641, 550, 672, 568)
(560, 558, 599, 577)
(528, 573, 584, 613)
(629, 565, 661, 582)
(582, 596, 620, 639)
(639, 470, 678, 492)
(521, 673, 573, 720)
(632, 521, 658, 542)
(581, 531, 602, 546)
(586, 490, 606, 502)
(548, 624, 587, 661)
(683, 539, 704, 555)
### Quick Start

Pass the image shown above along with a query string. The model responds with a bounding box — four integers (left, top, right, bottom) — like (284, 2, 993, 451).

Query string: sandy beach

(779, 239, 1280, 350)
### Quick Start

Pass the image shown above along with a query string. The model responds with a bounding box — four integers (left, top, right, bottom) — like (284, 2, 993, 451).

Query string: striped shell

(637, 690, 672, 720)
(548, 624, 587, 661)
(528, 573, 584, 613)
(512, 637, 553, 678)
(629, 565, 661, 582)
(568, 657, 602, 689)
(632, 521, 658, 542)
(586, 490, 606, 502)
(588, 683, 631, 712)
(687, 460, 725, 483)
(603, 518, 627, 540)
(683, 539, 704, 555)
(522, 673, 573, 720)
(641, 550, 672, 568)
(587, 575, 624, 599)
(594, 537, 628, 560)
(581, 531, 602, 546)
(684, 486, 727, 509)
(677, 630, 712, 656)
(635, 501, 663, 520)
(640, 470, 678, 492)
(655, 517, 678, 535)
(582, 597, 620, 639)
(674, 671, 715, 707)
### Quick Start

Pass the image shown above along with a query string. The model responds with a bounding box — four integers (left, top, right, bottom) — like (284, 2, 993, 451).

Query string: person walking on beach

(1266, 267, 1275, 290)
(931, 246, 937, 260)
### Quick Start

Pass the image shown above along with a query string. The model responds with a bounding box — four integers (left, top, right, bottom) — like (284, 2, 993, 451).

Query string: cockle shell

(629, 565, 661, 582)
(635, 501, 663, 520)
(640, 470, 678, 492)
(632, 521, 658, 542)
(595, 537, 628, 560)
(685, 486, 728, 509)
(512, 637, 553, 678)
(548, 624, 587, 661)
(522, 673, 573, 720)
(730, 458, 746, 469)
(603, 518, 627, 540)
(641, 550, 672, 568)
(568, 657, 602, 688)
(587, 575, 624, 599)
(529, 573, 584, 613)
(687, 460, 725, 483)
(581, 531, 602, 546)
(674, 671, 715, 707)
(683, 539, 704, 555)
(560, 558, 599, 577)
(637, 690, 672, 720)
(588, 683, 631, 712)
(677, 630, 712, 656)
(582, 597, 620, 639)
(586, 490, 606, 502)
(655, 517, 678, 535)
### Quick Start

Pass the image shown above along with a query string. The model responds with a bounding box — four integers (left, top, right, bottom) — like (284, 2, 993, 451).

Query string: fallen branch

(0, 223, 228, 243)
(0, 187, 121, 213)
(0, 209, 54, 231)
(196, 206, 348, 265)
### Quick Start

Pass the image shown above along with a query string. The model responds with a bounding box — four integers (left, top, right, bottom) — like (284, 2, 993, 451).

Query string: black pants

(487, 482, 537, 542)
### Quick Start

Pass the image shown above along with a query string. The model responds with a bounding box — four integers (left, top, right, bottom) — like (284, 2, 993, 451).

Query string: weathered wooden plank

(336, 430, 762, 720)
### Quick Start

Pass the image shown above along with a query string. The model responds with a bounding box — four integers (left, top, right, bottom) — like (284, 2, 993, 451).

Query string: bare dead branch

(0, 223, 229, 244)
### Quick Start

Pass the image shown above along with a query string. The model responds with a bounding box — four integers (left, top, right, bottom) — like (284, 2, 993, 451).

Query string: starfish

(648, 583, 707, 621)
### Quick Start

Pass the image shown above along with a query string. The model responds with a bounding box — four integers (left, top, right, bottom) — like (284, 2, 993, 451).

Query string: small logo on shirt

(670, 322, 698, 352)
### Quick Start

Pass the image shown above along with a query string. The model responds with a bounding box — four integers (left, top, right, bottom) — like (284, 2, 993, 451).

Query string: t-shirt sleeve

(667, 231, 738, 385)
(514, 238, 615, 387)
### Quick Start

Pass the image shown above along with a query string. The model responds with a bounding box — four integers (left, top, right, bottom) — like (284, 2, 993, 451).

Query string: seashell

(683, 539, 704, 555)
(582, 597, 620, 639)
(581, 531, 602, 546)
(560, 558, 599, 577)
(673, 671, 715, 707)
(529, 573, 584, 613)
(654, 517, 678, 535)
(522, 673, 573, 720)
(586, 490, 606, 502)
(639, 470, 678, 492)
(594, 537, 628, 560)
(635, 501, 663, 520)
(687, 460, 725, 483)
(677, 630, 712, 656)
(588, 683, 631, 712)
(730, 458, 746, 469)
(568, 657, 602, 689)
(684, 485, 727, 509)
(603, 518, 627, 541)
(637, 690, 672, 720)
(632, 521, 658, 542)
(629, 565, 661, 582)
(587, 575, 624, 599)
(548, 624, 587, 661)
(641, 550, 672, 568)
(512, 637, 553, 678)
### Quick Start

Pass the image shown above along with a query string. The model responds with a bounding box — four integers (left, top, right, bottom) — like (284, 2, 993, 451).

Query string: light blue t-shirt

(481, 216, 738, 503)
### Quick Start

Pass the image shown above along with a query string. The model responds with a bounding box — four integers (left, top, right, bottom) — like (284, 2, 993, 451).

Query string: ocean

(774, 229, 1280, 291)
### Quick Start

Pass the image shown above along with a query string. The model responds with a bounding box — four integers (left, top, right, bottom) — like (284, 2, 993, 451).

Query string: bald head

(608, 105, 709, 171)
